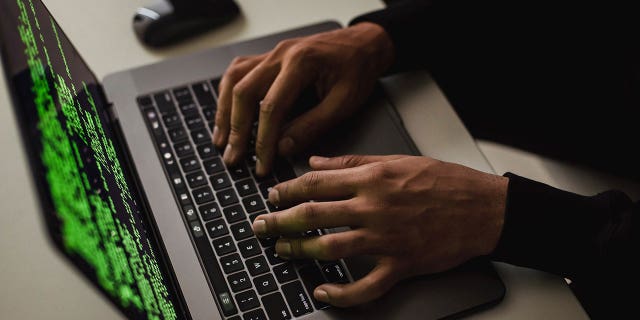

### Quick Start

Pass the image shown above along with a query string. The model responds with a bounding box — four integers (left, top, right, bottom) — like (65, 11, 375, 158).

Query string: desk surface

(0, 0, 591, 319)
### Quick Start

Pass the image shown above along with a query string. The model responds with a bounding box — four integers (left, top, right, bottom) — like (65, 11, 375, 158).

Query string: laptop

(0, 0, 505, 319)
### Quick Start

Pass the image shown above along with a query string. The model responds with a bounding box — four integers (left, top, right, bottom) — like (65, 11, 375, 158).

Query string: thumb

(313, 263, 398, 307)
(309, 154, 406, 170)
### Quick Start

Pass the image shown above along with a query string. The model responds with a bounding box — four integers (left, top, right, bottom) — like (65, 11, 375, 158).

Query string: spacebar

(193, 232, 238, 316)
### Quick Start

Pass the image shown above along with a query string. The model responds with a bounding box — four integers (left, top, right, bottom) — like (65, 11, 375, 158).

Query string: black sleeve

(349, 0, 436, 73)
(493, 173, 638, 318)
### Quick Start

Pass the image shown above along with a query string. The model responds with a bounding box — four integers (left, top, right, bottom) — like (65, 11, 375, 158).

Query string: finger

(275, 229, 372, 260)
(251, 200, 360, 237)
(269, 169, 358, 208)
(277, 84, 351, 157)
(309, 154, 407, 170)
(223, 63, 280, 165)
(214, 56, 263, 148)
(314, 262, 398, 307)
(255, 64, 312, 176)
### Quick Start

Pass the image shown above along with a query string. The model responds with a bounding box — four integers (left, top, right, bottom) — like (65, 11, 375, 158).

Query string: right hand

(212, 22, 395, 176)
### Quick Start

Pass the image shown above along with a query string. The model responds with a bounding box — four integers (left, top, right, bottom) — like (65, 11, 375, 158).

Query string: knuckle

(300, 172, 321, 193)
(231, 83, 249, 102)
(288, 43, 316, 62)
(224, 66, 244, 84)
(230, 56, 247, 65)
(254, 138, 270, 156)
(274, 38, 297, 52)
(289, 238, 304, 256)
(318, 236, 341, 260)
(340, 155, 362, 168)
(259, 99, 277, 118)
(368, 163, 390, 181)
(268, 213, 281, 234)
(299, 203, 319, 224)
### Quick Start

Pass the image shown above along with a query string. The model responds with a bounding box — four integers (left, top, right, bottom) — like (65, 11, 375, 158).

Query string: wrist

(349, 22, 395, 75)
(477, 175, 509, 256)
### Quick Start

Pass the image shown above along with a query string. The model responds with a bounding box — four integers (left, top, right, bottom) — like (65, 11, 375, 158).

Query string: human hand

(251, 155, 508, 307)
(212, 22, 395, 176)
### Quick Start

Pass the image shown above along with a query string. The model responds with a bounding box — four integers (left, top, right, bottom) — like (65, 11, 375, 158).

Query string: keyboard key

(243, 194, 265, 213)
(202, 106, 216, 121)
(176, 190, 191, 206)
(137, 95, 152, 107)
(172, 86, 193, 104)
(211, 78, 222, 96)
(191, 128, 210, 145)
(210, 172, 232, 191)
(186, 171, 207, 188)
(258, 180, 276, 199)
(246, 152, 258, 168)
(153, 91, 175, 115)
(224, 205, 246, 224)
(180, 156, 201, 173)
(212, 236, 237, 256)
(179, 102, 199, 116)
(205, 219, 228, 238)
(282, 281, 313, 316)
(249, 211, 267, 223)
(184, 114, 205, 129)
(197, 143, 217, 159)
(220, 253, 244, 274)
(258, 236, 277, 248)
(235, 289, 260, 312)
(298, 265, 329, 310)
(261, 292, 291, 320)
(168, 126, 187, 142)
(182, 204, 198, 222)
(253, 273, 278, 295)
(243, 308, 267, 320)
(162, 113, 181, 128)
(238, 238, 261, 258)
(193, 186, 215, 204)
(199, 202, 221, 221)
(321, 262, 349, 283)
(229, 163, 250, 180)
(228, 271, 252, 293)
(192, 81, 216, 107)
(274, 160, 297, 182)
(217, 188, 239, 207)
(189, 221, 205, 238)
(246, 256, 269, 276)
(174, 140, 194, 157)
(273, 263, 297, 284)
(265, 247, 286, 265)
(230, 221, 253, 241)
(235, 179, 257, 197)
(203, 158, 224, 175)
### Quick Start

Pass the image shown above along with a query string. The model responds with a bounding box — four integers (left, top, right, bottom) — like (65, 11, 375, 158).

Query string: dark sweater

(352, 1, 639, 318)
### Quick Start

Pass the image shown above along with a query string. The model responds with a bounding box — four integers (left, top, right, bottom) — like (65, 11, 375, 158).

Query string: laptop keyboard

(137, 79, 350, 319)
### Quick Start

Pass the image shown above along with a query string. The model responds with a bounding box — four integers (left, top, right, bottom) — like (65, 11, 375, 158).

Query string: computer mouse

(133, 0, 240, 47)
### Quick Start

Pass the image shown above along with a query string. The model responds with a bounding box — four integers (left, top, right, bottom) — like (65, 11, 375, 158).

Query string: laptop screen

(0, 0, 182, 318)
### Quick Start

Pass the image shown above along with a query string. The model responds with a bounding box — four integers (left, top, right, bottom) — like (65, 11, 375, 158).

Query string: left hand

(251, 155, 508, 307)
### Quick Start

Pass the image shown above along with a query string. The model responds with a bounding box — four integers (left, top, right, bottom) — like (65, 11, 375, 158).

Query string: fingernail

(314, 289, 329, 303)
(268, 188, 280, 207)
(212, 126, 221, 144)
(252, 219, 267, 235)
(256, 158, 265, 176)
(276, 240, 291, 258)
(278, 137, 295, 155)
(310, 156, 329, 164)
(223, 144, 234, 163)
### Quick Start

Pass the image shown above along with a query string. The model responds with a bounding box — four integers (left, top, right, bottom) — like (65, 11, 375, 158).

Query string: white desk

(0, 0, 600, 319)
